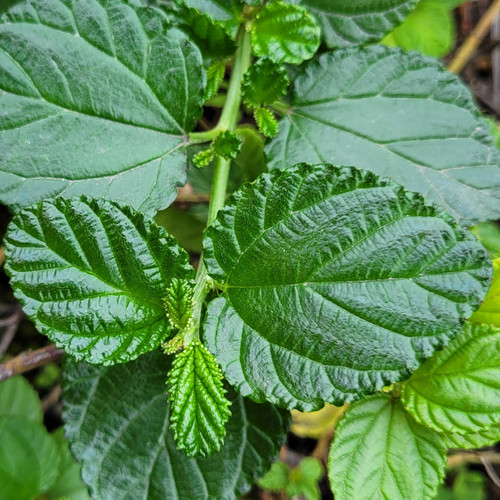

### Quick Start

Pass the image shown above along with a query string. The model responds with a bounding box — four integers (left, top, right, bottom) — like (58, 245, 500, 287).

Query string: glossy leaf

(254, 107, 278, 138)
(251, 2, 320, 64)
(328, 393, 446, 500)
(164, 278, 195, 333)
(266, 46, 500, 225)
(402, 322, 500, 435)
(45, 429, 90, 500)
(167, 341, 231, 457)
(63, 351, 290, 500)
(203, 164, 491, 411)
(382, 0, 455, 58)
(291, 0, 418, 49)
(4, 196, 194, 365)
(0, 416, 60, 500)
(0, 0, 205, 214)
(470, 258, 500, 326)
(0, 375, 43, 422)
(242, 58, 290, 108)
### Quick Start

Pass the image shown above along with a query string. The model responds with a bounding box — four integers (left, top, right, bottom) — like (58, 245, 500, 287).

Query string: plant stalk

(184, 26, 251, 346)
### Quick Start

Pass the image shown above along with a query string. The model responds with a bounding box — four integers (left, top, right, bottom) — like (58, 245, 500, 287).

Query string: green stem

(184, 26, 251, 346)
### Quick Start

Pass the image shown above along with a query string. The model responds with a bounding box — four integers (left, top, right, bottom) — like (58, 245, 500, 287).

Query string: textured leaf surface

(203, 164, 491, 411)
(251, 2, 320, 64)
(0, 375, 43, 422)
(290, 0, 418, 48)
(443, 424, 500, 450)
(0, 0, 205, 213)
(328, 393, 446, 500)
(254, 107, 278, 138)
(0, 416, 60, 500)
(63, 351, 290, 500)
(178, 0, 240, 34)
(266, 46, 500, 225)
(469, 259, 500, 326)
(167, 341, 231, 457)
(4, 197, 194, 364)
(402, 322, 500, 434)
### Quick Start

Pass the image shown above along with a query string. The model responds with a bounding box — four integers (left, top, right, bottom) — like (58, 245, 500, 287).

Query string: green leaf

(471, 222, 500, 260)
(63, 350, 290, 500)
(4, 196, 194, 365)
(251, 2, 320, 64)
(254, 107, 279, 138)
(469, 258, 500, 326)
(291, 0, 418, 49)
(205, 60, 226, 101)
(0, 0, 205, 214)
(0, 375, 43, 422)
(0, 416, 60, 500)
(402, 322, 500, 435)
(167, 341, 231, 457)
(443, 423, 500, 450)
(178, 0, 241, 34)
(266, 46, 500, 226)
(164, 278, 195, 333)
(258, 461, 290, 492)
(212, 130, 243, 160)
(328, 393, 447, 500)
(242, 58, 290, 108)
(203, 163, 491, 411)
(452, 470, 487, 500)
(381, 1, 455, 58)
(45, 429, 90, 500)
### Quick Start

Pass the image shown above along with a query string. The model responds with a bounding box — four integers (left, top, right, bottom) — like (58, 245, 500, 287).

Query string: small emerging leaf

(193, 148, 216, 168)
(164, 278, 195, 332)
(167, 341, 231, 457)
(251, 2, 320, 64)
(206, 61, 227, 101)
(402, 322, 500, 435)
(212, 131, 243, 160)
(242, 58, 290, 108)
(254, 107, 279, 138)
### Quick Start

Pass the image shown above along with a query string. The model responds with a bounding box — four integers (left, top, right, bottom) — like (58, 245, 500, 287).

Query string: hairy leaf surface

(167, 341, 231, 457)
(402, 322, 500, 435)
(203, 164, 491, 410)
(328, 393, 446, 500)
(0, 0, 205, 213)
(266, 46, 500, 225)
(4, 197, 194, 365)
(63, 351, 290, 500)
(289, 0, 418, 48)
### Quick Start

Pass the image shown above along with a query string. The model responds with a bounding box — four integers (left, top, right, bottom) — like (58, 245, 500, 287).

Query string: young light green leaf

(469, 258, 500, 326)
(167, 341, 231, 457)
(193, 148, 217, 168)
(0, 375, 43, 423)
(0, 416, 60, 500)
(381, 0, 455, 58)
(266, 46, 500, 226)
(290, 0, 418, 49)
(205, 60, 227, 101)
(443, 423, 500, 450)
(251, 2, 320, 64)
(163, 278, 195, 333)
(258, 461, 290, 491)
(212, 130, 243, 160)
(178, 0, 241, 34)
(63, 351, 290, 500)
(0, 0, 205, 214)
(402, 322, 500, 435)
(242, 58, 290, 108)
(471, 222, 500, 259)
(45, 429, 90, 500)
(328, 393, 447, 500)
(4, 196, 194, 365)
(254, 107, 279, 138)
(203, 164, 491, 411)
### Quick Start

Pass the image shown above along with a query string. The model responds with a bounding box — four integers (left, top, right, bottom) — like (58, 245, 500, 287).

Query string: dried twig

(448, 450, 500, 468)
(479, 454, 500, 489)
(0, 345, 64, 382)
(174, 193, 211, 204)
(0, 304, 23, 358)
(42, 384, 62, 412)
(0, 246, 4, 267)
(448, 0, 500, 73)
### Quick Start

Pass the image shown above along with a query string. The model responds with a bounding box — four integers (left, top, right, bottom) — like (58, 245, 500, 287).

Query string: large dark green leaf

(266, 46, 500, 225)
(328, 393, 446, 500)
(63, 351, 290, 500)
(0, 0, 205, 214)
(203, 164, 491, 411)
(4, 196, 194, 364)
(290, 0, 418, 48)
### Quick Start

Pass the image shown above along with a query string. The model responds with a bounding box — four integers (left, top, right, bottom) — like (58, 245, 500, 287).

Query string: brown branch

(42, 384, 62, 412)
(174, 193, 211, 204)
(0, 345, 64, 382)
(0, 304, 23, 358)
(448, 0, 500, 73)
(0, 246, 4, 267)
